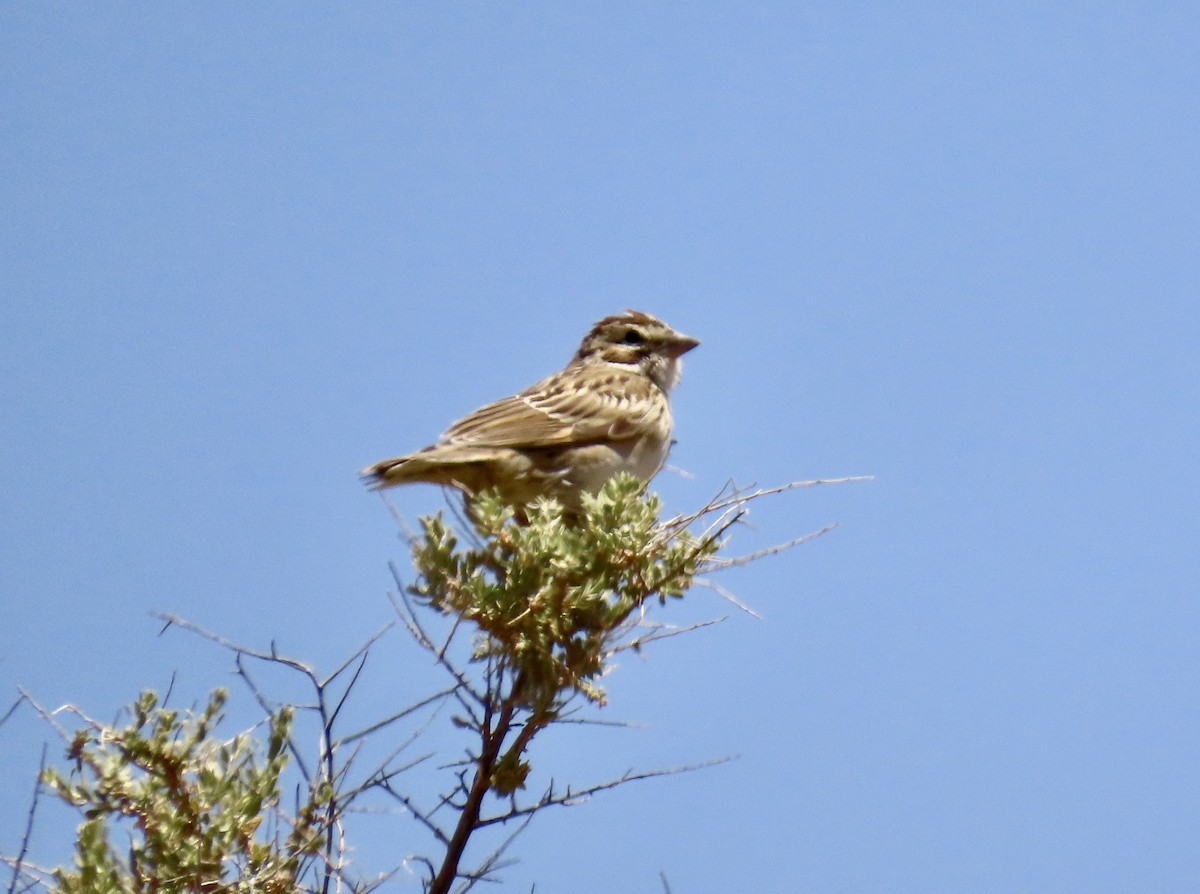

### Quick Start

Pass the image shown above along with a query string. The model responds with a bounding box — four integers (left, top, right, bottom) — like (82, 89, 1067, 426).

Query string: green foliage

(25, 475, 738, 892)
(42, 689, 328, 894)
(408, 474, 720, 708)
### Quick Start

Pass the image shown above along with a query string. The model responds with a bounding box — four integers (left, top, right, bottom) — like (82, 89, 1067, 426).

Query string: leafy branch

(2, 472, 866, 893)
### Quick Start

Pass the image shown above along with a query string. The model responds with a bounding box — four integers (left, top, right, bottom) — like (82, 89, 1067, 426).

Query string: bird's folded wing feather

(440, 366, 662, 448)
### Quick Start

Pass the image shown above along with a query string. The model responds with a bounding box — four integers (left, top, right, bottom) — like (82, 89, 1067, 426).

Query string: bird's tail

(359, 445, 498, 490)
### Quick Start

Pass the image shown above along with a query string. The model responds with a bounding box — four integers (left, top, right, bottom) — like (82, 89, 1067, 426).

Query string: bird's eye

(620, 329, 644, 345)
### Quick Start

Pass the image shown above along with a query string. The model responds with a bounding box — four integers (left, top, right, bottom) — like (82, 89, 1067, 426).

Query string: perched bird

(361, 310, 699, 512)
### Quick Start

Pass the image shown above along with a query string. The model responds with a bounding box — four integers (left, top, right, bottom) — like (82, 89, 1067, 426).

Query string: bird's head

(573, 310, 700, 391)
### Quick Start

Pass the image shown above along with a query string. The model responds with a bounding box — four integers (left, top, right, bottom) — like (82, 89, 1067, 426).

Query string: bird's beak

(668, 333, 701, 357)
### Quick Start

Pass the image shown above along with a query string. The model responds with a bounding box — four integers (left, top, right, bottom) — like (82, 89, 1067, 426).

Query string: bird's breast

(560, 429, 672, 495)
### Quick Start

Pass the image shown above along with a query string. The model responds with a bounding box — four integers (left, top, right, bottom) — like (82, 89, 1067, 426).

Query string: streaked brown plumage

(360, 310, 699, 511)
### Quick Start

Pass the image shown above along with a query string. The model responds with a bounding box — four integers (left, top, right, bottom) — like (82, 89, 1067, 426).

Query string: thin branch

(437, 615, 465, 664)
(694, 577, 762, 618)
(338, 693, 455, 805)
(155, 613, 317, 681)
(336, 685, 458, 748)
(703, 522, 839, 570)
(0, 694, 27, 731)
(387, 589, 485, 706)
(710, 474, 872, 515)
(382, 789, 450, 847)
(477, 755, 737, 828)
(340, 750, 437, 807)
(405, 855, 437, 887)
(322, 622, 396, 688)
(661, 462, 695, 480)
(16, 689, 78, 741)
(327, 650, 371, 731)
(442, 487, 488, 552)
(549, 716, 650, 729)
(234, 653, 314, 784)
(450, 688, 484, 734)
(608, 617, 727, 654)
(455, 812, 534, 893)
(426, 680, 524, 894)
(661, 475, 872, 534)
(378, 489, 420, 548)
(160, 670, 179, 708)
(0, 855, 55, 894)
(6, 744, 46, 894)
(388, 561, 431, 643)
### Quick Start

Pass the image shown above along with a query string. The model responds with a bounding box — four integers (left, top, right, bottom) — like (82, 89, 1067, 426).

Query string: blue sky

(3, 3, 1198, 891)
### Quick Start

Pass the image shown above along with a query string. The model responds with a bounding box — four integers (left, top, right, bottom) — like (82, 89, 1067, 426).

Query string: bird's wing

(440, 365, 663, 448)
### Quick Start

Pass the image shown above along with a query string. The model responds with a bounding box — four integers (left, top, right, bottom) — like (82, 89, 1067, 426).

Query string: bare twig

(1, 695, 27, 731)
(608, 617, 728, 654)
(383, 789, 450, 846)
(323, 623, 396, 688)
(153, 608, 463, 894)
(476, 755, 737, 828)
(341, 750, 437, 808)
(156, 613, 317, 680)
(235, 653, 315, 783)
(336, 686, 457, 748)
(377, 490, 420, 547)
(457, 812, 534, 894)
(386, 587, 485, 706)
(16, 688, 83, 741)
(694, 577, 762, 618)
(6, 744, 46, 894)
(667, 475, 872, 528)
(702, 522, 840, 570)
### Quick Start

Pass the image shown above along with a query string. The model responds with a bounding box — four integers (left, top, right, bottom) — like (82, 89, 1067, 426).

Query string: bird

(360, 310, 699, 514)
